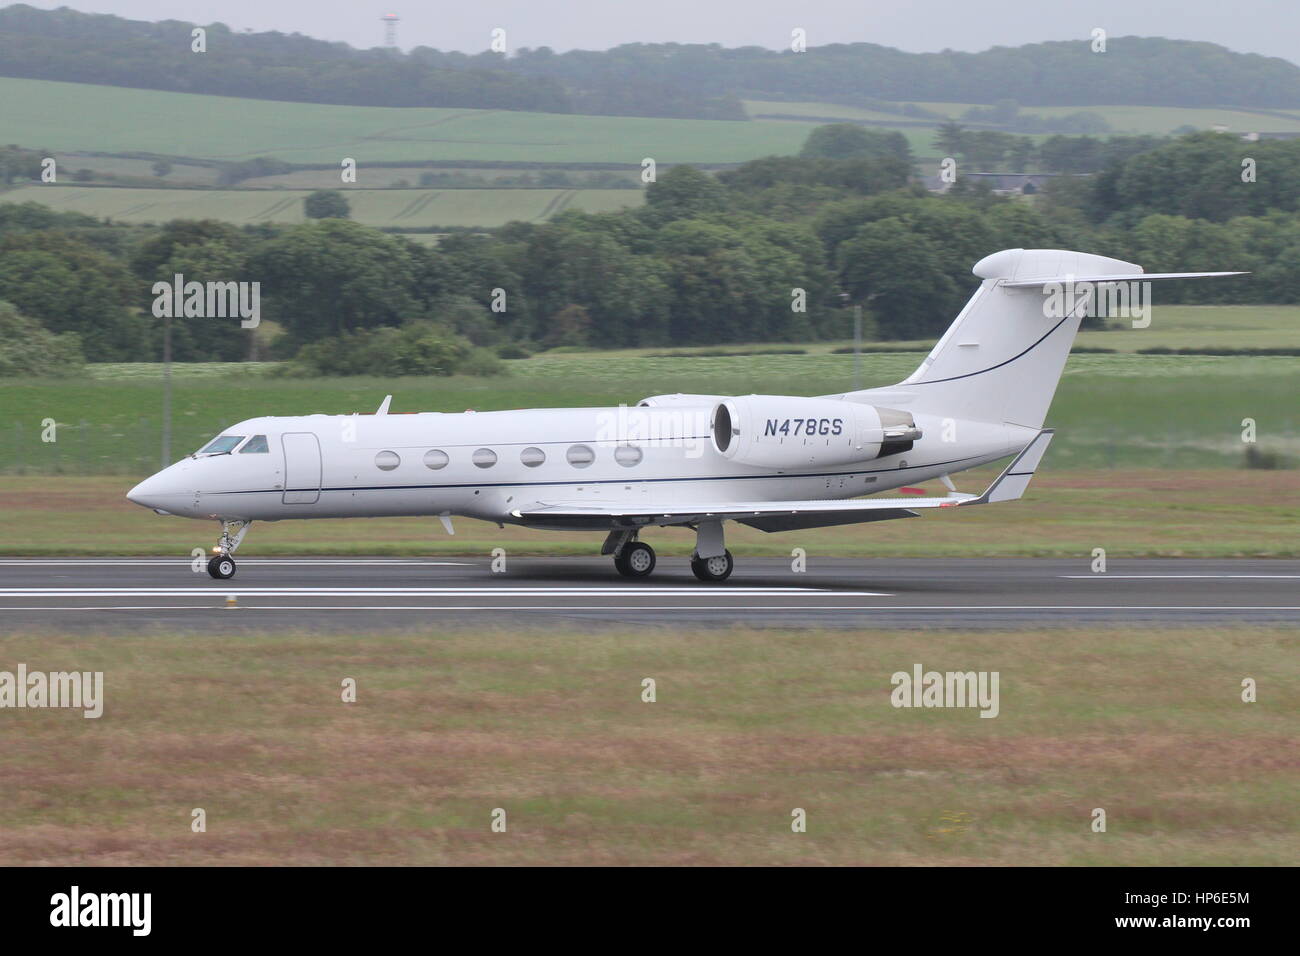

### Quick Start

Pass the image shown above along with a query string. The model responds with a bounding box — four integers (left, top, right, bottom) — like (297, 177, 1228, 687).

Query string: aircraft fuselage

(128, 404, 1024, 528)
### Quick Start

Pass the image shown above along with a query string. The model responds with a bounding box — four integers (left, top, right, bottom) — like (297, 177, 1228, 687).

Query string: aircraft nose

(127, 472, 184, 512)
(126, 474, 160, 508)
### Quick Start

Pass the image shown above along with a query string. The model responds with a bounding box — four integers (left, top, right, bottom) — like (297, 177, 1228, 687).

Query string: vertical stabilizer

(832, 248, 1149, 429)
(848, 248, 1142, 428)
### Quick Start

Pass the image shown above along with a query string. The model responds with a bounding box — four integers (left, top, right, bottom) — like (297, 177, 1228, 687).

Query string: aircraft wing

(511, 430, 1053, 532)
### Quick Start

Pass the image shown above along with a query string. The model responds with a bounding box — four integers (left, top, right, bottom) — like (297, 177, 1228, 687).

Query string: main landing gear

(605, 531, 657, 578)
(206, 519, 251, 580)
(689, 518, 733, 582)
(602, 521, 735, 582)
(690, 549, 734, 582)
(614, 541, 656, 578)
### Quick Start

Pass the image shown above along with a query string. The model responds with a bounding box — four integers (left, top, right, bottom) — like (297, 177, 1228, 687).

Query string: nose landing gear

(207, 554, 237, 579)
(206, 519, 251, 579)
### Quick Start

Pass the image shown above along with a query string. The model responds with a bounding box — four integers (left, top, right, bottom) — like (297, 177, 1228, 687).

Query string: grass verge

(0, 624, 1293, 865)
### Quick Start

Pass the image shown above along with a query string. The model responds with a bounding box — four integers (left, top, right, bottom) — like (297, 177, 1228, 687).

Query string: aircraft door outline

(282, 432, 322, 504)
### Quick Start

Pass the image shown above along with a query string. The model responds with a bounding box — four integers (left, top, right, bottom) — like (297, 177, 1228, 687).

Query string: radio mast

(380, 13, 400, 49)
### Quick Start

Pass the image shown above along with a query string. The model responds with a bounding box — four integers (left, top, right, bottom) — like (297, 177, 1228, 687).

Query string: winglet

(963, 429, 1055, 506)
(376, 394, 392, 415)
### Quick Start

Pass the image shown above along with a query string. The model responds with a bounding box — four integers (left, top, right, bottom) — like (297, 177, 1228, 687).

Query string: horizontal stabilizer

(1001, 272, 1246, 289)
(962, 429, 1054, 505)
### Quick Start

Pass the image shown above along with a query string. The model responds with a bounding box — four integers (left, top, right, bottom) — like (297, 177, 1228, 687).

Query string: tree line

(0, 131, 1297, 375)
(932, 123, 1176, 173)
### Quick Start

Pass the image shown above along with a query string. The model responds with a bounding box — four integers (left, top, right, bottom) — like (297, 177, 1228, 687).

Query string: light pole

(839, 291, 862, 391)
(161, 311, 172, 468)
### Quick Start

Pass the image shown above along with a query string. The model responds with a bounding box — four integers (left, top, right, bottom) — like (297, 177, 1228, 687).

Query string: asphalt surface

(0, 557, 1296, 631)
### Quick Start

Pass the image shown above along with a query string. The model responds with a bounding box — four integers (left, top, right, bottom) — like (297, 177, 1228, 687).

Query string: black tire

(615, 542, 656, 578)
(691, 549, 734, 582)
(207, 554, 236, 580)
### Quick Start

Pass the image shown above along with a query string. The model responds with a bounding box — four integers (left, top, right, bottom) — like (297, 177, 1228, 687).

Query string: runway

(0, 557, 1296, 630)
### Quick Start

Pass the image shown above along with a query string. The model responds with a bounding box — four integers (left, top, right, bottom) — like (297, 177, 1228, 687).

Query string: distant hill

(497, 37, 1300, 110)
(0, 3, 741, 119)
(2, 3, 1300, 119)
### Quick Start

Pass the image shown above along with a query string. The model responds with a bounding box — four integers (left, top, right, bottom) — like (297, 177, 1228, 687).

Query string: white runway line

(1060, 574, 1300, 579)
(0, 588, 888, 598)
(0, 559, 473, 566)
(3, 605, 1297, 613)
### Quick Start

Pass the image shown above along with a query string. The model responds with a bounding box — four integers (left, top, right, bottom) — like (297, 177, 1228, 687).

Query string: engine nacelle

(710, 395, 921, 468)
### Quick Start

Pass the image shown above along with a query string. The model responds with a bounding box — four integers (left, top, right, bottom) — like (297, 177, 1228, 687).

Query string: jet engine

(710, 395, 921, 468)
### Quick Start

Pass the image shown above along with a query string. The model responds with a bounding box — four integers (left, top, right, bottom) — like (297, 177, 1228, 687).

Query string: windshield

(198, 435, 244, 455)
(239, 435, 269, 454)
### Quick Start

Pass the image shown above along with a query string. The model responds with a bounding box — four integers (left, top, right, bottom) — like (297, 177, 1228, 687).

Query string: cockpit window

(239, 435, 269, 454)
(198, 435, 244, 455)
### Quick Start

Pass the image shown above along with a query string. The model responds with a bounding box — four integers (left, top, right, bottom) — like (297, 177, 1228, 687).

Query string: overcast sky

(16, 0, 1300, 65)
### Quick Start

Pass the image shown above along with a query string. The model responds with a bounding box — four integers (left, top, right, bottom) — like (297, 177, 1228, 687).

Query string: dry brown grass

(0, 624, 1295, 865)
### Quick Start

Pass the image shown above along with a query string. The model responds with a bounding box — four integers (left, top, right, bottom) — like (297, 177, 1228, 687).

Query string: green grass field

(531, 303, 1300, 355)
(7, 76, 1295, 185)
(0, 184, 641, 228)
(1, 624, 1294, 865)
(741, 99, 1300, 160)
(1075, 304, 1300, 351)
(237, 167, 642, 189)
(869, 303, 1300, 353)
(2, 343, 1295, 475)
(0, 77, 808, 166)
(907, 101, 1300, 135)
(740, 99, 952, 156)
(743, 99, 924, 123)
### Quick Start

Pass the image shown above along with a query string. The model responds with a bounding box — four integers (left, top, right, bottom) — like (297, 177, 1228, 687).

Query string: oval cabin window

(520, 447, 546, 467)
(614, 445, 643, 467)
(472, 448, 498, 469)
(566, 444, 595, 468)
(375, 450, 400, 471)
(424, 449, 449, 470)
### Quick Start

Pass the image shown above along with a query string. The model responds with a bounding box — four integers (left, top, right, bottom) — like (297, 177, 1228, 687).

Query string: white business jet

(127, 249, 1241, 581)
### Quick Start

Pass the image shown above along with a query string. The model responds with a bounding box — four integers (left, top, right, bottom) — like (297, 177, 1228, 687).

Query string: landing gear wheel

(207, 555, 236, 580)
(614, 541, 656, 577)
(691, 549, 734, 582)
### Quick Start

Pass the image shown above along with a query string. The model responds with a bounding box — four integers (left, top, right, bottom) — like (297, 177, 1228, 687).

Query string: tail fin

(844, 248, 1243, 429)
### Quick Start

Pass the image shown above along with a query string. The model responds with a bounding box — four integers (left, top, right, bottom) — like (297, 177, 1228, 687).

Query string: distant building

(922, 172, 1073, 195)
